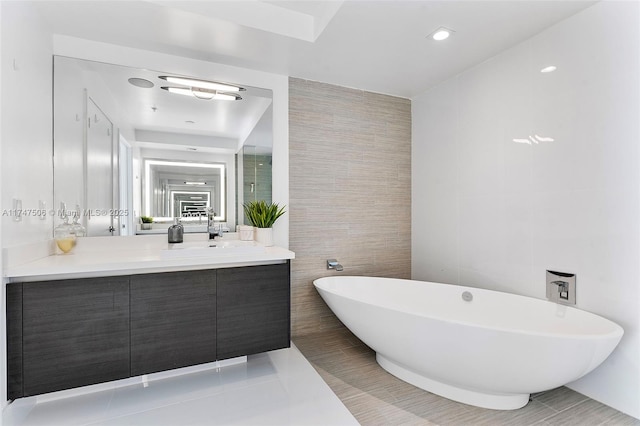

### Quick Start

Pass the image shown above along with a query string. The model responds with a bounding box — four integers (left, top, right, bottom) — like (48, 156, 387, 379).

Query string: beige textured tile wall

(289, 77, 412, 337)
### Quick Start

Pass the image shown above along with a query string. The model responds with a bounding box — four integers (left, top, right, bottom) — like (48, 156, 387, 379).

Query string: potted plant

(243, 201, 286, 246)
(140, 215, 154, 230)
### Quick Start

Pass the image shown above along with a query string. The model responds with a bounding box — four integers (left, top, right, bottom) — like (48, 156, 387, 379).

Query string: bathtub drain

(462, 291, 473, 302)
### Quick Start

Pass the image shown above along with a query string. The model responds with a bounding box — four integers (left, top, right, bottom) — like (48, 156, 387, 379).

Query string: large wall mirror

(53, 56, 273, 236)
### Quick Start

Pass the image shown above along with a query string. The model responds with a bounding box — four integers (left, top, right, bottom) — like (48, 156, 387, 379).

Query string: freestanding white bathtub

(313, 276, 623, 410)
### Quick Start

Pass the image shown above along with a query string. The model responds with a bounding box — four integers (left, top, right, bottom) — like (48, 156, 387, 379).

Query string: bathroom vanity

(5, 235, 294, 400)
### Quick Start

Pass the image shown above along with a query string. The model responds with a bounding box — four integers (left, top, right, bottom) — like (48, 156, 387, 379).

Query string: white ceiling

(35, 0, 596, 99)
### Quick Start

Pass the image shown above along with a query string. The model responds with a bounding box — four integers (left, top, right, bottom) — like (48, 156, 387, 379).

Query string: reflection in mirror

(53, 56, 272, 236)
(242, 145, 272, 204)
(144, 159, 225, 220)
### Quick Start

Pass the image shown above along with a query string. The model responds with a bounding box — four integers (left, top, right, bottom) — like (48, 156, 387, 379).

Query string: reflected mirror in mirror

(143, 159, 225, 220)
(53, 56, 273, 236)
(241, 145, 272, 205)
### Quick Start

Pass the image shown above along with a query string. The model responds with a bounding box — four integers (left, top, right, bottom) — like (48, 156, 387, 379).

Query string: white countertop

(5, 234, 295, 282)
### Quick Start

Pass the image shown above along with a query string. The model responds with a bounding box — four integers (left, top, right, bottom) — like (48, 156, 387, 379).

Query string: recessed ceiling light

(128, 77, 154, 88)
(159, 76, 245, 92)
(429, 27, 454, 41)
(541, 65, 557, 73)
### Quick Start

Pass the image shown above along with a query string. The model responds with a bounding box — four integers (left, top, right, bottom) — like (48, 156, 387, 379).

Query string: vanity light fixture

(534, 134, 555, 142)
(429, 26, 454, 41)
(512, 134, 555, 144)
(541, 65, 557, 73)
(159, 75, 244, 101)
(159, 76, 244, 92)
(161, 86, 242, 101)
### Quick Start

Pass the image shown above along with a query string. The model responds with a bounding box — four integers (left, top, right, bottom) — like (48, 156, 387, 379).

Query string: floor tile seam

(536, 390, 591, 413)
(309, 363, 381, 378)
(304, 350, 351, 362)
(340, 349, 375, 358)
(531, 398, 562, 414)
(595, 416, 640, 426)
(593, 412, 640, 425)
(533, 397, 592, 425)
(308, 360, 381, 377)
(552, 396, 594, 414)
(340, 387, 428, 417)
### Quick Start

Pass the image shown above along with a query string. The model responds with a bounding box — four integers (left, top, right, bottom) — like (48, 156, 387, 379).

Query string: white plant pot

(255, 227, 274, 246)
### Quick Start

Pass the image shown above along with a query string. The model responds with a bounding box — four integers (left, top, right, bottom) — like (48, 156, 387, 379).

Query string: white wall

(1, 2, 53, 248)
(0, 1, 53, 407)
(0, 1, 4, 409)
(412, 1, 639, 418)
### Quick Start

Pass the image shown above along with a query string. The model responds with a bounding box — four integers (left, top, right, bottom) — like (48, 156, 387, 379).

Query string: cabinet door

(22, 277, 130, 396)
(7, 283, 23, 399)
(130, 270, 216, 376)
(217, 263, 290, 360)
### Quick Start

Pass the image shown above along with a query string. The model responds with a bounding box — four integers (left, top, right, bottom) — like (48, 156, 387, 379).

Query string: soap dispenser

(168, 217, 184, 243)
(69, 204, 86, 238)
(54, 203, 76, 254)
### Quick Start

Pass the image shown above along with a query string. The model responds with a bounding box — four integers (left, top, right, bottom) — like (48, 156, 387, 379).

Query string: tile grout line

(533, 397, 592, 425)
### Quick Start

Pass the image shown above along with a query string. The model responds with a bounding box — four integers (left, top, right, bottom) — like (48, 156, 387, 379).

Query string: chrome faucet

(207, 208, 222, 240)
(327, 259, 343, 272)
(546, 270, 576, 305)
(551, 280, 569, 300)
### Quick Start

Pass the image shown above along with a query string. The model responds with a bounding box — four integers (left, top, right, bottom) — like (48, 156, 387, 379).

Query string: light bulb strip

(161, 86, 242, 101)
(159, 75, 245, 92)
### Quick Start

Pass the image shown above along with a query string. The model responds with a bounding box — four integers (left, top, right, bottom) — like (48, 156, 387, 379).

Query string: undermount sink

(160, 240, 265, 259)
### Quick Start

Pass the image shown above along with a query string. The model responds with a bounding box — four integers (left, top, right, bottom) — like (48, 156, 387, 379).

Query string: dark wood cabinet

(130, 270, 216, 376)
(21, 277, 130, 397)
(6, 283, 23, 400)
(217, 263, 290, 360)
(6, 262, 290, 399)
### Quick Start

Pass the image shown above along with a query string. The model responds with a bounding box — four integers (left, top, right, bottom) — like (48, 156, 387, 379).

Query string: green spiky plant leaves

(140, 216, 154, 224)
(243, 201, 286, 228)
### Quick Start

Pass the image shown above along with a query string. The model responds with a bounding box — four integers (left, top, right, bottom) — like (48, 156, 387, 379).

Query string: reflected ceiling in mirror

(75, 58, 273, 144)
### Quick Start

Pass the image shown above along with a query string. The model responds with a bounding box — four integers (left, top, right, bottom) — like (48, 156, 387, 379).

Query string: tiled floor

(2, 344, 358, 426)
(294, 327, 640, 426)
